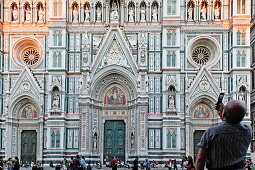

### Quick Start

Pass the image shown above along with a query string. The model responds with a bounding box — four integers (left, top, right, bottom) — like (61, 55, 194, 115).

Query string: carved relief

(100, 40, 128, 68)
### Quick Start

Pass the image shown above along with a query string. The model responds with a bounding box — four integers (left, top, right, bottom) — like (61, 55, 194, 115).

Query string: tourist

(167, 159, 172, 170)
(73, 155, 81, 170)
(0, 156, 3, 170)
(181, 156, 188, 170)
(196, 100, 252, 170)
(80, 156, 87, 169)
(13, 157, 20, 170)
(49, 161, 54, 167)
(144, 159, 151, 170)
(186, 156, 195, 170)
(110, 156, 118, 170)
(87, 161, 92, 170)
(133, 156, 139, 170)
(173, 159, 177, 170)
(7, 158, 13, 170)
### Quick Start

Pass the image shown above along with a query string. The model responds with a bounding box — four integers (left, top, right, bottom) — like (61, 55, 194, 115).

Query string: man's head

(223, 100, 246, 124)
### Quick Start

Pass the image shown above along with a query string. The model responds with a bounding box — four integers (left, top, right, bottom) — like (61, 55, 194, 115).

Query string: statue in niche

(200, 2, 207, 20)
(168, 95, 175, 108)
(129, 6, 135, 22)
(214, 1, 221, 19)
(73, 5, 79, 22)
(130, 132, 135, 149)
(111, 1, 119, 21)
(52, 94, 60, 109)
(25, 4, 31, 21)
(152, 5, 158, 21)
(187, 2, 194, 20)
(12, 4, 19, 21)
(84, 5, 90, 22)
(238, 86, 246, 102)
(140, 5, 146, 22)
(93, 132, 98, 149)
(96, 6, 102, 21)
(38, 4, 45, 22)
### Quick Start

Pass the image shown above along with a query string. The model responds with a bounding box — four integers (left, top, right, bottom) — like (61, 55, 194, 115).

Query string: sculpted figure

(129, 6, 135, 22)
(25, 5, 31, 21)
(200, 4, 207, 20)
(111, 1, 119, 21)
(12, 5, 19, 21)
(152, 5, 158, 21)
(38, 5, 45, 22)
(73, 5, 79, 22)
(168, 95, 175, 108)
(52, 94, 60, 108)
(187, 3, 193, 20)
(85, 5, 90, 21)
(96, 6, 102, 21)
(214, 2, 221, 19)
(140, 5, 146, 22)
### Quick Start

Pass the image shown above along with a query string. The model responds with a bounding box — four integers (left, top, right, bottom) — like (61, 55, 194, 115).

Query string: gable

(10, 66, 42, 102)
(188, 66, 221, 102)
(91, 28, 138, 77)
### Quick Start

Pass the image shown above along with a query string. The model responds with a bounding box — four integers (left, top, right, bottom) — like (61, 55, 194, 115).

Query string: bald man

(196, 100, 252, 170)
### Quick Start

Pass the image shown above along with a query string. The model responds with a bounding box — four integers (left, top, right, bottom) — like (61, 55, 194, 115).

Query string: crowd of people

(0, 156, 44, 170)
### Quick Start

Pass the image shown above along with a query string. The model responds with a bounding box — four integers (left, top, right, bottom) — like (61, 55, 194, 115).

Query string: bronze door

(21, 130, 37, 163)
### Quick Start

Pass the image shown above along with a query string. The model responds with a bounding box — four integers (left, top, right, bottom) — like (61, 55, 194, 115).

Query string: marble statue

(200, 4, 207, 20)
(52, 94, 60, 108)
(12, 5, 18, 21)
(129, 6, 135, 22)
(93, 133, 97, 149)
(168, 95, 175, 108)
(152, 5, 158, 21)
(187, 4, 193, 20)
(97, 6, 102, 21)
(238, 93, 245, 101)
(140, 6, 146, 22)
(111, 1, 119, 21)
(25, 5, 31, 22)
(215, 3, 221, 19)
(73, 5, 79, 22)
(38, 5, 44, 22)
(85, 6, 90, 21)
(130, 132, 135, 149)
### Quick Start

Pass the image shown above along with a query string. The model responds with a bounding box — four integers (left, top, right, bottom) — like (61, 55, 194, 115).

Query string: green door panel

(193, 130, 205, 161)
(104, 120, 125, 161)
(21, 130, 37, 163)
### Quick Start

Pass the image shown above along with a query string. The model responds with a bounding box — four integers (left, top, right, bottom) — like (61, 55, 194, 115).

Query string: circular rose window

(21, 47, 40, 66)
(192, 46, 211, 65)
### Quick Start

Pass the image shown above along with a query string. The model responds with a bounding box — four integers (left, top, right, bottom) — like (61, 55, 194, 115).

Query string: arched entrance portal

(7, 96, 43, 162)
(87, 71, 142, 162)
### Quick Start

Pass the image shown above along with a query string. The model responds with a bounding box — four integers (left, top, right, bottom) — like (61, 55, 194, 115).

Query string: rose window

(21, 48, 40, 66)
(192, 46, 211, 65)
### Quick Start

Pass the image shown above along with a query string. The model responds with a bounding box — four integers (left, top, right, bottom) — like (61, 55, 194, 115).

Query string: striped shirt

(197, 121, 252, 169)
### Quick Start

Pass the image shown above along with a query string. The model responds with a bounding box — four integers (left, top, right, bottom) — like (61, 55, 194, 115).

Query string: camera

(215, 93, 224, 111)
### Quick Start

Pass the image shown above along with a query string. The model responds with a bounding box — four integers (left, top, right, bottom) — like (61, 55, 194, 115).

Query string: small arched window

(167, 129, 177, 148)
(51, 129, 60, 147)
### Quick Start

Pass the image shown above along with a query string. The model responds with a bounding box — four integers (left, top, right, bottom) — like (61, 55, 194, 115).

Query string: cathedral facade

(0, 0, 252, 163)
